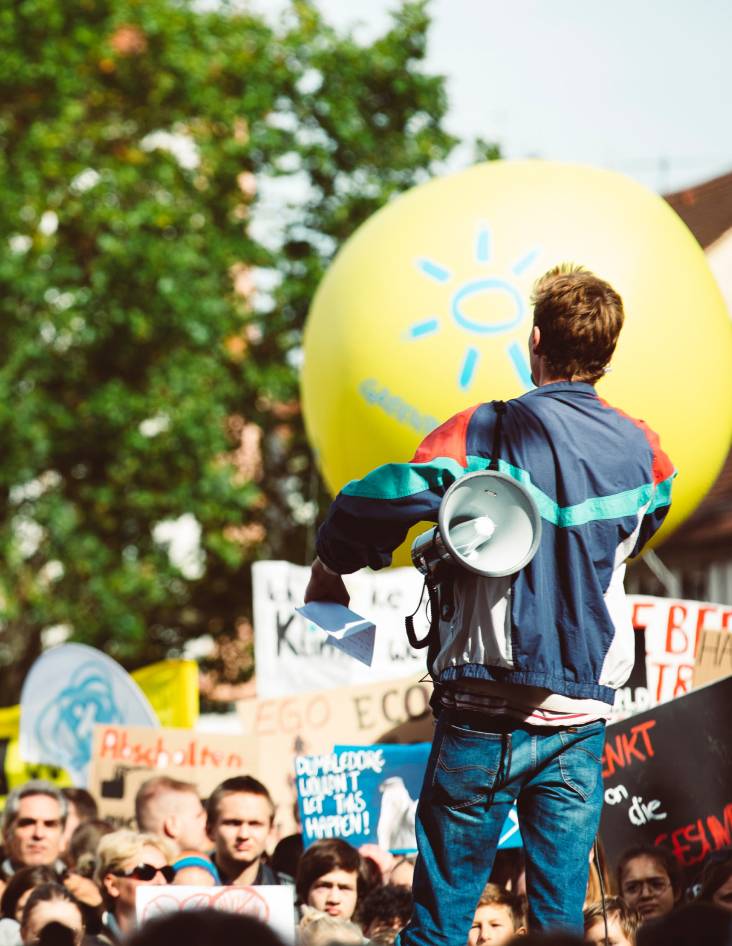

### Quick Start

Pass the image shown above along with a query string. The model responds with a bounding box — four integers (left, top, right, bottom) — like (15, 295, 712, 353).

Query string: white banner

(254, 563, 732, 709)
(136, 885, 294, 942)
(253, 561, 427, 697)
(630, 594, 732, 706)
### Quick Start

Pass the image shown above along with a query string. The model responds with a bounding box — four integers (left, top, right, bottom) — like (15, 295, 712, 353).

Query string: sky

(257, 0, 732, 194)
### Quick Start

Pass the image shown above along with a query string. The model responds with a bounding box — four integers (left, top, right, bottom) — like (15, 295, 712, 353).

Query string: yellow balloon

(302, 160, 732, 562)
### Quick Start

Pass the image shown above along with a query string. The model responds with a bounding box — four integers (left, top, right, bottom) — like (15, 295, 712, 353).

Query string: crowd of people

(0, 776, 730, 946)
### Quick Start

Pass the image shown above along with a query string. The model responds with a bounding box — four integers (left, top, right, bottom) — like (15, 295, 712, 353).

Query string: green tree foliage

(0, 0, 461, 702)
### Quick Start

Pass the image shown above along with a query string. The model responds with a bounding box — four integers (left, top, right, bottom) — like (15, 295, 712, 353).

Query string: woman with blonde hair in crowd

(94, 831, 175, 943)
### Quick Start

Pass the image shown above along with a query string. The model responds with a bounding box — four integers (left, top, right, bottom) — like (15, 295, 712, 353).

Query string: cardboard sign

(253, 561, 426, 697)
(238, 673, 432, 838)
(630, 595, 732, 707)
(599, 675, 732, 882)
(693, 630, 732, 689)
(135, 885, 294, 942)
(89, 725, 258, 818)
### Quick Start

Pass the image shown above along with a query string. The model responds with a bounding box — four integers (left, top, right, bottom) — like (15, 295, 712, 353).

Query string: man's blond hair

(531, 263, 624, 384)
(135, 776, 200, 833)
(475, 882, 527, 931)
(584, 896, 641, 943)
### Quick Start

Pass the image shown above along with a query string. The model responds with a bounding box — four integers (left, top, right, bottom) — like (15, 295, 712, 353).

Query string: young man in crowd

(468, 884, 527, 945)
(306, 265, 675, 942)
(584, 896, 640, 946)
(206, 776, 290, 886)
(295, 839, 368, 922)
(134, 776, 210, 857)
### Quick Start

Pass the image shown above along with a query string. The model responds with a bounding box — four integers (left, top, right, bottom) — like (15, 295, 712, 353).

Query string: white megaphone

(411, 470, 542, 578)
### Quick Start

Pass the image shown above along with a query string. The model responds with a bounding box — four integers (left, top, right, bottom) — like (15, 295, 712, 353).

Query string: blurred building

(627, 169, 732, 604)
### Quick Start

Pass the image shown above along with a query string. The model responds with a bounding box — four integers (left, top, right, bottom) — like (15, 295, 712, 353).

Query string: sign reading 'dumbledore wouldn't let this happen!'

(295, 743, 522, 854)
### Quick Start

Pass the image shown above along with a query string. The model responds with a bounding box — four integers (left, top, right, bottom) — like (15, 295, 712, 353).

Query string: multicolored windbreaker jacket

(316, 382, 676, 704)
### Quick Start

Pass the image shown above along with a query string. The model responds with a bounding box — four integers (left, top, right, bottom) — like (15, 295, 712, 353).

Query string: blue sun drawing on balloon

(406, 224, 541, 391)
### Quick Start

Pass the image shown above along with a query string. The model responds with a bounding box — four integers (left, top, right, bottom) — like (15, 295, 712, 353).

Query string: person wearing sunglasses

(95, 830, 176, 942)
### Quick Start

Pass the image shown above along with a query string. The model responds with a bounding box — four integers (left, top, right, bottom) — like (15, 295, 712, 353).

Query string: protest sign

(693, 629, 732, 689)
(135, 885, 294, 942)
(89, 724, 258, 818)
(296, 743, 522, 854)
(599, 675, 732, 882)
(297, 744, 429, 852)
(238, 673, 432, 838)
(253, 561, 426, 696)
(630, 595, 732, 708)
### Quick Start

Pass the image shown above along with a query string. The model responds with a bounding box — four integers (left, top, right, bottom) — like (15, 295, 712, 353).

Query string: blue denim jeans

(397, 710, 606, 945)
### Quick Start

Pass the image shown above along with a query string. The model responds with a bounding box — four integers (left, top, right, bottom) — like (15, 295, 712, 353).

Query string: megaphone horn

(411, 470, 542, 578)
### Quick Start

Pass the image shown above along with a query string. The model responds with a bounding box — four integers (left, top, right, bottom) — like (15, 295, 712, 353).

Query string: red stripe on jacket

(411, 404, 481, 467)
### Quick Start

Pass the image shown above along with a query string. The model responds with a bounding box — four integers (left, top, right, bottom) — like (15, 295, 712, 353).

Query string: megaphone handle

(490, 400, 507, 471)
(405, 575, 440, 650)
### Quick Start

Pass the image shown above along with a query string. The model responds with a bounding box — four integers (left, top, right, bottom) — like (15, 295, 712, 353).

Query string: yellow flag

(0, 658, 199, 799)
(0, 704, 73, 797)
(132, 659, 199, 730)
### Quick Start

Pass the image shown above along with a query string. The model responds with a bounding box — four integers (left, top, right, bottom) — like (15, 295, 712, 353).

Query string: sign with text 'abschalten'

(599, 675, 731, 883)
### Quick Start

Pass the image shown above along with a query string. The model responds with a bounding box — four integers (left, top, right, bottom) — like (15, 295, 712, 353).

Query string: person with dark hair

(206, 777, 289, 887)
(489, 850, 526, 898)
(296, 839, 368, 922)
(66, 822, 114, 881)
(306, 264, 675, 941)
(616, 846, 682, 922)
(0, 867, 60, 946)
(125, 909, 288, 946)
(699, 853, 732, 914)
(59, 791, 97, 856)
(636, 901, 732, 946)
(19, 884, 83, 946)
(357, 883, 413, 943)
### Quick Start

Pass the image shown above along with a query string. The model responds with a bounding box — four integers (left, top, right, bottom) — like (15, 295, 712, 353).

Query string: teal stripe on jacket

(341, 455, 675, 528)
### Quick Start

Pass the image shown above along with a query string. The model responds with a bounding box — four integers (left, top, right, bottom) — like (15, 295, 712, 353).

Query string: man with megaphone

(305, 264, 675, 943)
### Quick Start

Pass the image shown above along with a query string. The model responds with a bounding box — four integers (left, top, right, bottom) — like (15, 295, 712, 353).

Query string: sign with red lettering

(630, 595, 732, 708)
(89, 725, 258, 818)
(600, 675, 732, 883)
